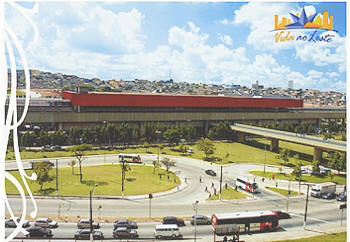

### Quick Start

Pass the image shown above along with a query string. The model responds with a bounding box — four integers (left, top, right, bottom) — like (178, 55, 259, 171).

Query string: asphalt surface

(5, 154, 347, 241)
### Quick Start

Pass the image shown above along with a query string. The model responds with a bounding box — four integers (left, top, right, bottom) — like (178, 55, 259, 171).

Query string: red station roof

(61, 91, 303, 109)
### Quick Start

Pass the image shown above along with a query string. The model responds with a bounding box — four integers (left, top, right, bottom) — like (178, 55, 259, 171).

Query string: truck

(310, 182, 336, 197)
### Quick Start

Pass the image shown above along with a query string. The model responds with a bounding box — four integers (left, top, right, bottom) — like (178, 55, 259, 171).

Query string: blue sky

(6, 2, 347, 92)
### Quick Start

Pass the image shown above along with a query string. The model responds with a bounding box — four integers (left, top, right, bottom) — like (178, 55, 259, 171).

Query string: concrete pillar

(314, 147, 322, 161)
(271, 138, 279, 152)
(316, 119, 321, 129)
(204, 120, 209, 135)
(238, 132, 246, 143)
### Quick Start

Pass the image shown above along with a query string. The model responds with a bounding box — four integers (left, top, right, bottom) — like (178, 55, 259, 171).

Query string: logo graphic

(273, 7, 336, 44)
(275, 7, 334, 31)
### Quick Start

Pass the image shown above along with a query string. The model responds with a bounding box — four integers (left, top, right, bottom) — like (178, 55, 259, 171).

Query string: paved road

(5, 154, 347, 241)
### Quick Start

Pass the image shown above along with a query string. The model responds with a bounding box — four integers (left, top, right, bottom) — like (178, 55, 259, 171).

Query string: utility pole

(149, 193, 153, 218)
(89, 190, 93, 241)
(193, 201, 199, 242)
(121, 157, 125, 199)
(219, 166, 223, 200)
(303, 184, 310, 230)
(286, 180, 291, 212)
(55, 159, 58, 196)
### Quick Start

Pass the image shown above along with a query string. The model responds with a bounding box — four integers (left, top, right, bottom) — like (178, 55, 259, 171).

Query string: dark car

(114, 219, 138, 229)
(163, 216, 185, 226)
(113, 227, 139, 238)
(322, 192, 336, 199)
(74, 229, 104, 240)
(275, 211, 291, 219)
(337, 192, 347, 202)
(5, 217, 30, 228)
(205, 169, 216, 176)
(26, 226, 52, 238)
(190, 215, 211, 225)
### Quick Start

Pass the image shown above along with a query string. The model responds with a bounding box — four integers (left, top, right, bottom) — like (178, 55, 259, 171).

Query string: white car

(154, 224, 182, 239)
(34, 218, 58, 228)
(5, 217, 30, 228)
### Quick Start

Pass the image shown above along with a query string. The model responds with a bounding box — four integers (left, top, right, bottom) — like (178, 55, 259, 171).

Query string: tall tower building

(288, 80, 294, 89)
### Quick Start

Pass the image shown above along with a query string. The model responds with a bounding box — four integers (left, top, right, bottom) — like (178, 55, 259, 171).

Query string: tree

(161, 157, 176, 173)
(312, 159, 321, 175)
(276, 149, 290, 166)
(33, 162, 54, 191)
(70, 144, 92, 182)
(163, 126, 181, 146)
(196, 138, 215, 160)
(68, 160, 76, 175)
(152, 160, 161, 174)
(328, 152, 346, 174)
(292, 161, 302, 181)
(120, 156, 131, 198)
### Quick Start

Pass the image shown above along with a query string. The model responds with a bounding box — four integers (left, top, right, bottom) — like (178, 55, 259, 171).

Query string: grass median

(6, 165, 180, 196)
(274, 232, 346, 242)
(265, 187, 299, 196)
(206, 186, 247, 201)
(249, 171, 346, 185)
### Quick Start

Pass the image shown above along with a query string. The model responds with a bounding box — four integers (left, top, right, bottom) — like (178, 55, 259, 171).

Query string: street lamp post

(90, 184, 98, 242)
(219, 166, 223, 200)
(55, 159, 58, 196)
(303, 184, 310, 230)
(193, 200, 199, 242)
(155, 130, 161, 163)
(286, 180, 291, 212)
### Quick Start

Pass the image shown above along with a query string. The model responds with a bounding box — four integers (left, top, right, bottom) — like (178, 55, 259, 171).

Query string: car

(205, 169, 216, 176)
(5, 217, 30, 228)
(26, 226, 52, 238)
(190, 215, 211, 225)
(51, 145, 62, 151)
(337, 192, 347, 202)
(113, 227, 139, 238)
(41, 145, 51, 151)
(34, 218, 58, 228)
(320, 168, 331, 175)
(275, 211, 291, 219)
(114, 219, 138, 229)
(300, 169, 312, 174)
(77, 219, 100, 229)
(187, 148, 194, 153)
(154, 224, 182, 239)
(322, 192, 336, 199)
(74, 229, 104, 240)
(163, 216, 185, 226)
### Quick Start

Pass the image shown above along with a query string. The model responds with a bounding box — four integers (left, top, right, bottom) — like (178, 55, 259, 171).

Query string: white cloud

(218, 34, 233, 45)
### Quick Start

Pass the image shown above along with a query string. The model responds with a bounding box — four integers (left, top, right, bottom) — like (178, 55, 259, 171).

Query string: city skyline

(6, 2, 347, 92)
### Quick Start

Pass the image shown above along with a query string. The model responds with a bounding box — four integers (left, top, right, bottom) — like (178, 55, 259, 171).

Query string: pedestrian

(225, 183, 228, 189)
(205, 186, 208, 192)
(185, 178, 187, 183)
(167, 175, 170, 180)
(174, 177, 176, 183)
(177, 184, 179, 191)
(262, 177, 265, 182)
(208, 193, 211, 198)
(235, 185, 238, 191)
(276, 182, 278, 188)
(223, 236, 227, 242)
(212, 182, 214, 188)
(199, 176, 202, 183)
(214, 188, 217, 195)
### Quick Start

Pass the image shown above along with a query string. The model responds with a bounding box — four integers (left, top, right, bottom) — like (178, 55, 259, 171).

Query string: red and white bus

(118, 154, 142, 163)
(235, 177, 258, 193)
(211, 210, 279, 234)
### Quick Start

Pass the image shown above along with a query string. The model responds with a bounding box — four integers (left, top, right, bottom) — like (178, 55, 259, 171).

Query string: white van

(154, 224, 182, 239)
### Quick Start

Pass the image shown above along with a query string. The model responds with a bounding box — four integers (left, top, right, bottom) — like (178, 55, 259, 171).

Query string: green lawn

(207, 186, 247, 201)
(6, 165, 180, 196)
(250, 171, 346, 185)
(6, 138, 333, 169)
(274, 232, 346, 242)
(265, 186, 299, 196)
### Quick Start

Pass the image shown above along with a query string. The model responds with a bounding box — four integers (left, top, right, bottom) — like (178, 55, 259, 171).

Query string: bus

(118, 154, 142, 163)
(211, 210, 279, 234)
(235, 177, 258, 193)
